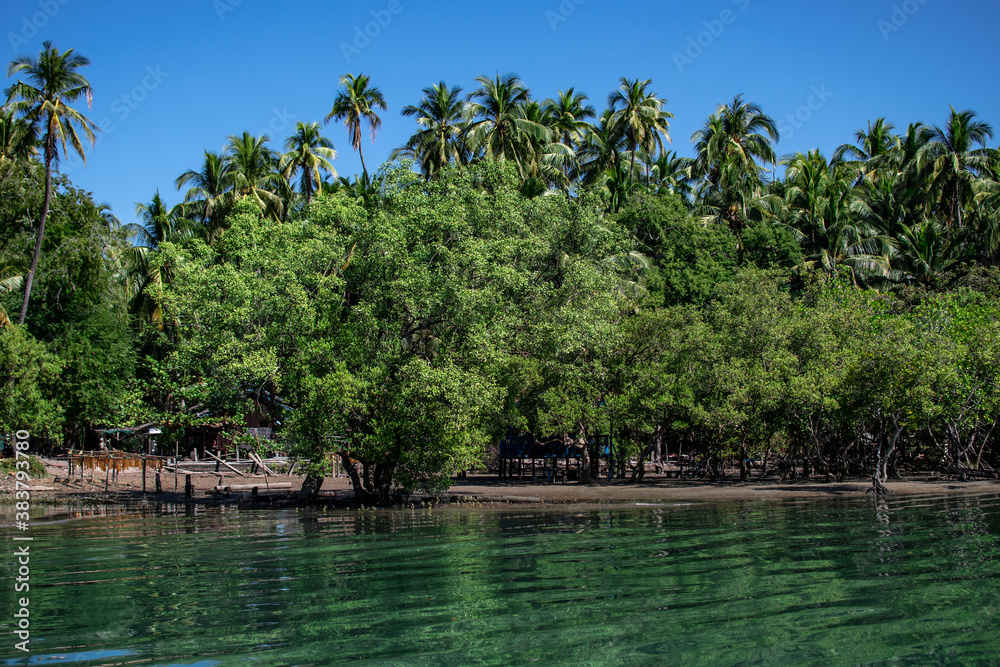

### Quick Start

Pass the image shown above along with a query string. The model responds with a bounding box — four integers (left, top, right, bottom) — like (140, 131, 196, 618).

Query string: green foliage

(0, 326, 63, 440)
(618, 193, 737, 306)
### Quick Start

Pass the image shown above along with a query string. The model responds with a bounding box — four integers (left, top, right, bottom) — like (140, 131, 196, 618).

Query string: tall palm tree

(393, 81, 466, 178)
(325, 73, 386, 178)
(464, 73, 549, 180)
(691, 95, 778, 192)
(607, 77, 673, 186)
(224, 132, 283, 219)
(279, 121, 337, 205)
(175, 150, 234, 243)
(920, 107, 997, 230)
(5, 41, 98, 325)
(690, 96, 779, 237)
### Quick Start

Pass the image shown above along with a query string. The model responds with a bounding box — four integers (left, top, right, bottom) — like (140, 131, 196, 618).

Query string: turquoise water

(2, 494, 1000, 665)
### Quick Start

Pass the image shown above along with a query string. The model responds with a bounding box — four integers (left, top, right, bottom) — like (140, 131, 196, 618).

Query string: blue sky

(3, 0, 999, 228)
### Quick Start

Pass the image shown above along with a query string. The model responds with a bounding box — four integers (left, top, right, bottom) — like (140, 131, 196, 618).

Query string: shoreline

(5, 459, 1000, 510)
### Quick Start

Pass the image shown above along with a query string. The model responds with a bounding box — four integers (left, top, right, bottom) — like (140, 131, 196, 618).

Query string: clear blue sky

(3, 0, 999, 228)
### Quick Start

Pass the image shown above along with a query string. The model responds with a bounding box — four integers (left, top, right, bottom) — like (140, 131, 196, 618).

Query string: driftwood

(248, 451, 278, 477)
(204, 450, 247, 477)
(214, 483, 292, 492)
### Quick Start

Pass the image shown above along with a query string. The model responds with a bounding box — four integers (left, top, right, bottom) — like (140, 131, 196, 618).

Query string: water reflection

(1, 495, 998, 665)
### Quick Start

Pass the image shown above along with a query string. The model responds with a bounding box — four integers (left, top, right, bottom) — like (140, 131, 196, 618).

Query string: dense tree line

(2, 44, 999, 501)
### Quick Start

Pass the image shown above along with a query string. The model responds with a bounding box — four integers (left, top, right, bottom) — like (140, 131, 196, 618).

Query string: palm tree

(5, 41, 98, 325)
(607, 77, 673, 186)
(543, 88, 595, 151)
(920, 107, 997, 230)
(692, 95, 778, 192)
(0, 107, 37, 178)
(0, 260, 24, 328)
(520, 99, 574, 189)
(650, 150, 694, 201)
(131, 191, 202, 249)
(224, 132, 283, 219)
(175, 150, 233, 243)
(689, 96, 779, 238)
(464, 73, 549, 180)
(393, 81, 466, 179)
(894, 218, 967, 285)
(115, 193, 202, 328)
(279, 121, 337, 205)
(833, 118, 897, 179)
(780, 151, 894, 283)
(325, 73, 386, 178)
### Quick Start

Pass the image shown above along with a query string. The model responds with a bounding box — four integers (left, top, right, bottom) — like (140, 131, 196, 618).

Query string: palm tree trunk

(18, 149, 53, 325)
(358, 144, 368, 178)
(629, 137, 637, 188)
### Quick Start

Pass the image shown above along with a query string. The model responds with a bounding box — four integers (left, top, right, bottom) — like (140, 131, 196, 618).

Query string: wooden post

(155, 472, 162, 493)
(185, 474, 193, 499)
(104, 458, 110, 493)
(142, 459, 147, 494)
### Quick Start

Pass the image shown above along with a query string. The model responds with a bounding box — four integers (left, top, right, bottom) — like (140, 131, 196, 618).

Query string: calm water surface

(3, 494, 1000, 665)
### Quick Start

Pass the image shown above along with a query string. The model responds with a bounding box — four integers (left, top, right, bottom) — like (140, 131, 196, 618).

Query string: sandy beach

(6, 458, 1000, 508)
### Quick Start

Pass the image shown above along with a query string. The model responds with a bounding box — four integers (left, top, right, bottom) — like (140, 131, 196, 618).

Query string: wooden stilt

(185, 474, 193, 499)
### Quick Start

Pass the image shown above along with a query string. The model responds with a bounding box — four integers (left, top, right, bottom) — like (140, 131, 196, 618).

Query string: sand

(5, 458, 1000, 508)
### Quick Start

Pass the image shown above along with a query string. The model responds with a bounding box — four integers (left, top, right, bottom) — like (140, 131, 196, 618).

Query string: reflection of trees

(8, 499, 1000, 663)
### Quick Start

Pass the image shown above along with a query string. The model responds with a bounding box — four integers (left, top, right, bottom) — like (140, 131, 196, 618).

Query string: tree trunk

(629, 430, 661, 484)
(577, 435, 594, 484)
(298, 474, 323, 500)
(338, 451, 392, 505)
(18, 149, 54, 325)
